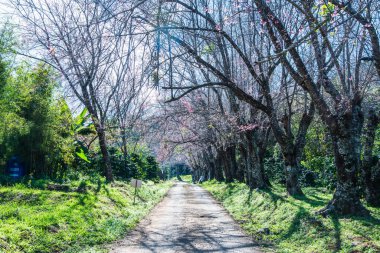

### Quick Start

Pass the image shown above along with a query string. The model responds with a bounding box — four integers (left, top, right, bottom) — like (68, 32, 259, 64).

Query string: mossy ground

(202, 180, 380, 253)
(0, 180, 172, 253)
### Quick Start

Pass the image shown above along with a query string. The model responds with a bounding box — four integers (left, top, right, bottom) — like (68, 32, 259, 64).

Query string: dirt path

(109, 182, 262, 253)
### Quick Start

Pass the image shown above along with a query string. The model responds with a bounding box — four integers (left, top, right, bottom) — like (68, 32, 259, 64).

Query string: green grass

(0, 180, 173, 253)
(179, 175, 192, 183)
(202, 180, 380, 253)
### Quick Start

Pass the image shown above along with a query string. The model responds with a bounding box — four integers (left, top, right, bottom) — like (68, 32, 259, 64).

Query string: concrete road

(109, 182, 262, 253)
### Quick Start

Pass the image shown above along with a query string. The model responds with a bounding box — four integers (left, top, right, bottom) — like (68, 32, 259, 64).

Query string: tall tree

(251, 0, 376, 215)
(10, 0, 146, 181)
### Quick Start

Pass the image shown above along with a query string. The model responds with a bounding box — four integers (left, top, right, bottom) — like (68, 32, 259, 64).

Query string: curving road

(109, 182, 262, 253)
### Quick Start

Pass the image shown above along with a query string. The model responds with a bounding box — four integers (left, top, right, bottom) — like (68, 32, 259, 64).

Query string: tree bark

(238, 143, 249, 184)
(121, 128, 129, 178)
(226, 145, 240, 181)
(219, 148, 234, 183)
(282, 150, 303, 196)
(319, 103, 368, 216)
(95, 123, 113, 182)
(246, 131, 269, 189)
(362, 110, 380, 207)
(208, 160, 216, 180)
(214, 152, 225, 182)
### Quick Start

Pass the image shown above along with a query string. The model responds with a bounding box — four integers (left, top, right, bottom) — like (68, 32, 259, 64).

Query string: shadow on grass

(246, 189, 254, 204)
(212, 182, 380, 252)
(246, 187, 331, 243)
(226, 183, 237, 196)
(261, 188, 286, 210)
(103, 184, 127, 209)
(95, 179, 102, 193)
(0, 190, 56, 206)
(331, 215, 341, 252)
(308, 193, 330, 201)
(293, 194, 326, 207)
(348, 213, 380, 224)
(282, 207, 306, 240)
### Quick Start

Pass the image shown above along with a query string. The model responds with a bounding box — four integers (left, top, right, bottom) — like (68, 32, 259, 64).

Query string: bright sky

(0, 1, 23, 29)
(0, 1, 14, 18)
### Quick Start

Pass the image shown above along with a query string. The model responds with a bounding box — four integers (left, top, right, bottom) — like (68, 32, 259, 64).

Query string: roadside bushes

(109, 149, 160, 181)
(0, 63, 75, 179)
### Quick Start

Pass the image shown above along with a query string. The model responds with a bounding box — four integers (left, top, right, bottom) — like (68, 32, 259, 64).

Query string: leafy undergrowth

(202, 181, 380, 253)
(0, 179, 173, 253)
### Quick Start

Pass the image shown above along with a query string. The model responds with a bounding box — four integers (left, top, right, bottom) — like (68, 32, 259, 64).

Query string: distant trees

(142, 0, 380, 215)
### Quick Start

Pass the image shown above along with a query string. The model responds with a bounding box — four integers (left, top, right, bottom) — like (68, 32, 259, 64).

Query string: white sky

(0, 1, 17, 21)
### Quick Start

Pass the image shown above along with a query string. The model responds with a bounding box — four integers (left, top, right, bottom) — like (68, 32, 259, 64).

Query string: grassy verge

(0, 179, 173, 253)
(202, 180, 380, 253)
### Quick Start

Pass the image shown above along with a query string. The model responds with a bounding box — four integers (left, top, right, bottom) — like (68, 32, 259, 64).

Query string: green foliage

(145, 156, 160, 181)
(0, 27, 78, 181)
(301, 156, 336, 188)
(29, 179, 49, 190)
(0, 24, 15, 55)
(202, 181, 380, 253)
(301, 119, 336, 187)
(264, 144, 285, 183)
(319, 2, 336, 16)
(75, 148, 90, 163)
(107, 147, 162, 181)
(0, 25, 164, 186)
(262, 119, 337, 188)
(202, 43, 215, 54)
(0, 63, 75, 178)
(264, 157, 285, 184)
(0, 180, 173, 253)
(129, 152, 146, 179)
(374, 127, 380, 156)
(179, 174, 192, 183)
(72, 108, 96, 137)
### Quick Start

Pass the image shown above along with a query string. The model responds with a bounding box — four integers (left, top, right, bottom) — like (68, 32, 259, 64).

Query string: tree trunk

(205, 147, 215, 180)
(84, 91, 113, 181)
(362, 110, 380, 207)
(192, 166, 200, 183)
(282, 151, 303, 196)
(258, 148, 271, 187)
(238, 143, 249, 184)
(319, 104, 368, 216)
(363, 161, 380, 207)
(121, 128, 129, 178)
(227, 145, 241, 181)
(208, 160, 215, 180)
(320, 135, 368, 215)
(247, 132, 268, 189)
(95, 123, 113, 182)
(220, 148, 233, 183)
(214, 153, 225, 182)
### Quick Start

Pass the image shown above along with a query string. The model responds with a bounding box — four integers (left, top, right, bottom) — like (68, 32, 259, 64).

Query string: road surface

(109, 182, 262, 253)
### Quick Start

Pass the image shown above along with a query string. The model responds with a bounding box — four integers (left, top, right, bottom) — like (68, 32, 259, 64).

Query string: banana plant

(71, 108, 96, 163)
